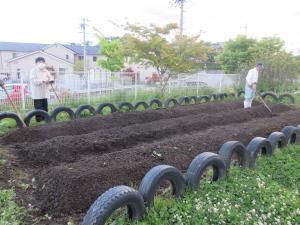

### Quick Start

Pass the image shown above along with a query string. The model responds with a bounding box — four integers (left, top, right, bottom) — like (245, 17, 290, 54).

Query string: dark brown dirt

(13, 104, 290, 167)
(0, 100, 299, 225)
(1, 101, 244, 145)
(34, 108, 300, 217)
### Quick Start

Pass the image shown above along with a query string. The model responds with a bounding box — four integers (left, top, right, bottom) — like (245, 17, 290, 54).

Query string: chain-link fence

(0, 70, 241, 112)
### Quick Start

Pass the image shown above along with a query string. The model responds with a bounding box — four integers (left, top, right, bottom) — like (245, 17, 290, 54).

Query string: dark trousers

(34, 99, 48, 122)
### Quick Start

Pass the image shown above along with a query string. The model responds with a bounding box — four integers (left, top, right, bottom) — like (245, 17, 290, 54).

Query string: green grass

(114, 145, 300, 225)
(0, 189, 25, 225)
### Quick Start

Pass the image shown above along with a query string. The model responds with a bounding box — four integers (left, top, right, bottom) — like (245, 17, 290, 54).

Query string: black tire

(24, 110, 51, 126)
(75, 104, 96, 118)
(82, 185, 145, 225)
(261, 92, 278, 102)
(198, 95, 210, 103)
(189, 96, 199, 104)
(50, 106, 75, 122)
(134, 101, 149, 111)
(186, 152, 226, 189)
(165, 98, 179, 108)
(278, 94, 295, 104)
(138, 165, 185, 207)
(96, 103, 117, 115)
(267, 132, 287, 150)
(0, 112, 24, 128)
(217, 93, 225, 100)
(209, 94, 218, 101)
(237, 90, 245, 97)
(148, 99, 163, 109)
(246, 137, 273, 168)
(218, 141, 249, 170)
(228, 93, 236, 98)
(118, 101, 134, 112)
(281, 126, 300, 144)
(178, 96, 190, 105)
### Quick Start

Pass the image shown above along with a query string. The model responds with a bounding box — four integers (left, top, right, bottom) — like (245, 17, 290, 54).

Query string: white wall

(74, 55, 102, 70)
(44, 44, 75, 63)
(8, 52, 73, 81)
(0, 51, 28, 71)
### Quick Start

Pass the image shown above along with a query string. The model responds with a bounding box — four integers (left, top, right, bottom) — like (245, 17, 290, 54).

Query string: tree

(251, 37, 300, 91)
(73, 60, 84, 72)
(97, 37, 125, 72)
(123, 23, 211, 95)
(217, 35, 300, 91)
(216, 35, 257, 74)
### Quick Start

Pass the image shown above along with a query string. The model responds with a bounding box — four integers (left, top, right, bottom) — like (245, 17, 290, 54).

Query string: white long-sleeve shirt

(246, 68, 258, 86)
(29, 67, 53, 99)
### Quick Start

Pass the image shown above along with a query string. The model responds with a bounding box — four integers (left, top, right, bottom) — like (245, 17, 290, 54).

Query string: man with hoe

(244, 62, 264, 108)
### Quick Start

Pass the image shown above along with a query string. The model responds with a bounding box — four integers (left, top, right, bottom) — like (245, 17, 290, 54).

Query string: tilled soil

(13, 104, 290, 167)
(34, 108, 300, 216)
(1, 101, 244, 145)
(0, 100, 299, 225)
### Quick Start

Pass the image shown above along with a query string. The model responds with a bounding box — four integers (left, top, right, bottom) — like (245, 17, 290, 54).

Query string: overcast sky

(1, 0, 299, 54)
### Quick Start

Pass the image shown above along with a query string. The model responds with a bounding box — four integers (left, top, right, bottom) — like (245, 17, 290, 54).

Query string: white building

(0, 42, 100, 80)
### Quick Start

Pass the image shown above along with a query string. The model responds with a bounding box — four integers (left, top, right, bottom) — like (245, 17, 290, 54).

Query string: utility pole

(80, 18, 91, 103)
(80, 18, 89, 78)
(180, 0, 184, 36)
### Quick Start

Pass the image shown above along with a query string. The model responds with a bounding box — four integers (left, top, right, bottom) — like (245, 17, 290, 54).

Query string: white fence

(0, 70, 241, 112)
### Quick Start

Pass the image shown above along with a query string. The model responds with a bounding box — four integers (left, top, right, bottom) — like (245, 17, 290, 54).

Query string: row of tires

(0, 92, 294, 128)
(237, 91, 295, 104)
(82, 125, 300, 225)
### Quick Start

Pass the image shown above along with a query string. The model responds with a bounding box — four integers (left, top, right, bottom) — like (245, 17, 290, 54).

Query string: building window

(78, 56, 83, 60)
(66, 54, 69, 60)
(93, 56, 97, 62)
(12, 53, 17, 58)
(16, 69, 21, 79)
(59, 68, 66, 75)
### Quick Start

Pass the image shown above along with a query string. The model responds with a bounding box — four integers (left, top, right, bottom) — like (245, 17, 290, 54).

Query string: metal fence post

(219, 74, 223, 93)
(196, 72, 200, 96)
(87, 70, 91, 104)
(134, 72, 137, 100)
(20, 72, 26, 111)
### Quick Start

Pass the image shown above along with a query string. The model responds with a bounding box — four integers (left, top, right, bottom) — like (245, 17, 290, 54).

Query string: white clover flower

(212, 207, 219, 213)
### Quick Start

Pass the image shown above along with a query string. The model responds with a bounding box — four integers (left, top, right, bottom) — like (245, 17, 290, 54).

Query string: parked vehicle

(0, 83, 29, 102)
(145, 73, 160, 84)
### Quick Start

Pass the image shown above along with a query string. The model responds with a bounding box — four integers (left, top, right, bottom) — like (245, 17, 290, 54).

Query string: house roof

(0, 41, 100, 55)
(0, 42, 47, 52)
(63, 44, 100, 55)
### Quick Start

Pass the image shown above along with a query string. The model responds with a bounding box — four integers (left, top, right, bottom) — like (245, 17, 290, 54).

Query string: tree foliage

(123, 23, 211, 94)
(73, 60, 84, 72)
(217, 35, 300, 91)
(98, 37, 125, 72)
(216, 35, 257, 74)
